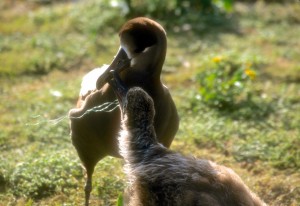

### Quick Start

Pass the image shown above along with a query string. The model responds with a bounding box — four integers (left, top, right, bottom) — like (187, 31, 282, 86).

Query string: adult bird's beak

(96, 47, 131, 90)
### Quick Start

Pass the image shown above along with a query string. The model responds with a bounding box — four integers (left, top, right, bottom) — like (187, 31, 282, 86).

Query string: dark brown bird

(109, 71, 267, 206)
(68, 17, 179, 206)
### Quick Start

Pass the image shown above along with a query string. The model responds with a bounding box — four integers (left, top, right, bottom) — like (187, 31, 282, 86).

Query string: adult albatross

(68, 17, 179, 205)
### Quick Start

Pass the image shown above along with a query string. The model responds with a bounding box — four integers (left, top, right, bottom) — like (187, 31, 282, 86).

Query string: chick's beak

(109, 70, 128, 109)
(96, 47, 131, 90)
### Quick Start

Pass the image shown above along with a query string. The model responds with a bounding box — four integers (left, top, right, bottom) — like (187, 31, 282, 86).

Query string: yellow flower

(212, 56, 223, 63)
(244, 68, 256, 80)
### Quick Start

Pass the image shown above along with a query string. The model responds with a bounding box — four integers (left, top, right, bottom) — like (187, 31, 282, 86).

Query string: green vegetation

(194, 54, 258, 109)
(10, 151, 82, 199)
(1, 0, 299, 205)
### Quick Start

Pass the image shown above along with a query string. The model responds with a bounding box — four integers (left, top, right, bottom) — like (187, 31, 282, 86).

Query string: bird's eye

(134, 46, 149, 53)
(134, 48, 144, 53)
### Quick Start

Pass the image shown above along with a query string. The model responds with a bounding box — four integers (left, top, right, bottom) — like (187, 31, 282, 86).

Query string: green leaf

(223, 0, 233, 12)
(116, 193, 124, 206)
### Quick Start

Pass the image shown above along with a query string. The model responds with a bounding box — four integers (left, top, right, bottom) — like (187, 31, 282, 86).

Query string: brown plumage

(109, 71, 267, 206)
(68, 17, 179, 205)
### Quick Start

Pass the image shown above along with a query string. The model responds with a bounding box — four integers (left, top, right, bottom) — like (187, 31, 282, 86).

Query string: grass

(1, 1, 300, 205)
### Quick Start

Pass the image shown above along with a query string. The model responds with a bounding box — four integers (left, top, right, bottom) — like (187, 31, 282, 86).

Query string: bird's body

(68, 17, 179, 205)
(123, 144, 266, 206)
(111, 85, 266, 206)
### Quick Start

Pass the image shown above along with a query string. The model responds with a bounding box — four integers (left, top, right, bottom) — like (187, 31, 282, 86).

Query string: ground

(0, 1, 299, 205)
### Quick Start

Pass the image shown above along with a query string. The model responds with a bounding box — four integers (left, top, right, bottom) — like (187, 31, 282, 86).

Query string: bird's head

(96, 17, 167, 89)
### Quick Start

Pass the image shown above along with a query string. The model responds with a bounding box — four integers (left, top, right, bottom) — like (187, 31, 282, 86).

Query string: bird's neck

(119, 121, 158, 164)
(121, 72, 163, 97)
(122, 68, 161, 84)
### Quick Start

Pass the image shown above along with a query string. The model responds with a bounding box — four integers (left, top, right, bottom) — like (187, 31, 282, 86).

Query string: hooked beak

(96, 47, 131, 90)
(109, 70, 128, 109)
